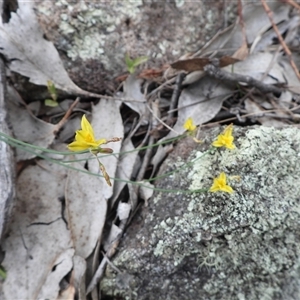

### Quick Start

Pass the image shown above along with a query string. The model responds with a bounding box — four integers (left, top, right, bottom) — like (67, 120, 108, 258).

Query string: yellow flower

(209, 172, 233, 194)
(67, 115, 122, 187)
(68, 115, 107, 151)
(212, 124, 235, 149)
(183, 117, 196, 132)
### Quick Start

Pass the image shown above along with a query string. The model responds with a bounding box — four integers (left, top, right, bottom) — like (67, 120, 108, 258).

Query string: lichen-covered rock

(34, 1, 237, 94)
(101, 126, 300, 300)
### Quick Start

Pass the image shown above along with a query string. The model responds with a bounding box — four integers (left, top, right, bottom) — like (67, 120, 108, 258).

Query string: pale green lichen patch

(189, 150, 215, 191)
(36, 0, 237, 83)
(104, 126, 300, 299)
(102, 115, 300, 300)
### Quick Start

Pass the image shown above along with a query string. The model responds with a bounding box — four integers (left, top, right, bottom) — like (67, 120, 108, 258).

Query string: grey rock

(102, 126, 300, 300)
(34, 1, 237, 94)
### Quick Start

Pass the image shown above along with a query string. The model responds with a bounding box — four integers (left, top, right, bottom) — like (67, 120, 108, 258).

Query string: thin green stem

(0, 132, 209, 194)
(0, 132, 184, 157)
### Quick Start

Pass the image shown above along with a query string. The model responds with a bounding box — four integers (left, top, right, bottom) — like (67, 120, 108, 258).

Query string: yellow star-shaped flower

(67, 114, 122, 186)
(183, 117, 196, 132)
(68, 115, 107, 151)
(212, 124, 235, 149)
(209, 172, 233, 194)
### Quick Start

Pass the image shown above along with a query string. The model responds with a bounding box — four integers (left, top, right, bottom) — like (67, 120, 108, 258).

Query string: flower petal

(222, 185, 233, 193)
(212, 139, 223, 147)
(219, 172, 227, 183)
(209, 172, 234, 194)
(95, 138, 107, 146)
(212, 124, 235, 149)
(67, 140, 89, 151)
(81, 115, 95, 138)
(183, 117, 196, 132)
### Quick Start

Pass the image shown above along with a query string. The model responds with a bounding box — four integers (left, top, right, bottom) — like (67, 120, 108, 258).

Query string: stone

(101, 125, 300, 300)
(34, 1, 237, 94)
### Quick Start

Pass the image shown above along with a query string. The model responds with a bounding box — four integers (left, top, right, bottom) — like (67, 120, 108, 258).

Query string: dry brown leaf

(7, 85, 57, 161)
(171, 56, 239, 72)
(245, 97, 289, 127)
(111, 138, 139, 207)
(232, 41, 249, 60)
(56, 283, 76, 300)
(0, 2, 97, 96)
(65, 160, 108, 259)
(122, 74, 150, 123)
(2, 162, 72, 299)
(198, 1, 290, 57)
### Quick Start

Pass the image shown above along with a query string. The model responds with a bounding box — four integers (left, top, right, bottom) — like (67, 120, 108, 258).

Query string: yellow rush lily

(212, 124, 235, 150)
(209, 172, 233, 194)
(183, 117, 196, 132)
(68, 115, 107, 151)
(68, 115, 121, 186)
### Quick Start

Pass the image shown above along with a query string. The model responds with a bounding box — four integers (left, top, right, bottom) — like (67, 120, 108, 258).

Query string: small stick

(261, 0, 300, 81)
(167, 72, 185, 122)
(204, 61, 282, 95)
(202, 104, 300, 128)
(146, 103, 180, 135)
(280, 0, 300, 11)
(53, 97, 80, 135)
(237, 0, 247, 46)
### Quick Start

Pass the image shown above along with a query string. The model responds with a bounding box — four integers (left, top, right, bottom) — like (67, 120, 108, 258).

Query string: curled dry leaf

(172, 76, 234, 135)
(103, 224, 122, 253)
(198, 1, 290, 57)
(171, 56, 239, 72)
(66, 160, 108, 259)
(0, 2, 92, 95)
(65, 98, 123, 259)
(7, 86, 57, 161)
(38, 249, 74, 300)
(122, 74, 150, 124)
(91, 98, 124, 197)
(2, 162, 72, 299)
(138, 181, 154, 206)
(111, 138, 139, 207)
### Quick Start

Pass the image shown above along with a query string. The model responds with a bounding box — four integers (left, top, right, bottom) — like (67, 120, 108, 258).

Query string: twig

(136, 101, 159, 183)
(147, 77, 176, 97)
(53, 97, 80, 135)
(237, 0, 247, 46)
(101, 251, 122, 273)
(78, 90, 146, 103)
(146, 103, 180, 135)
(203, 60, 282, 95)
(280, 0, 300, 11)
(167, 72, 185, 122)
(261, 0, 300, 81)
(202, 104, 300, 128)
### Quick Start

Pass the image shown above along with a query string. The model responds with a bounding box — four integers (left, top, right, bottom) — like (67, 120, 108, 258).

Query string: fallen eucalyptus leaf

(171, 56, 239, 72)
(7, 85, 56, 161)
(0, 2, 99, 96)
(122, 75, 149, 123)
(2, 161, 71, 299)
